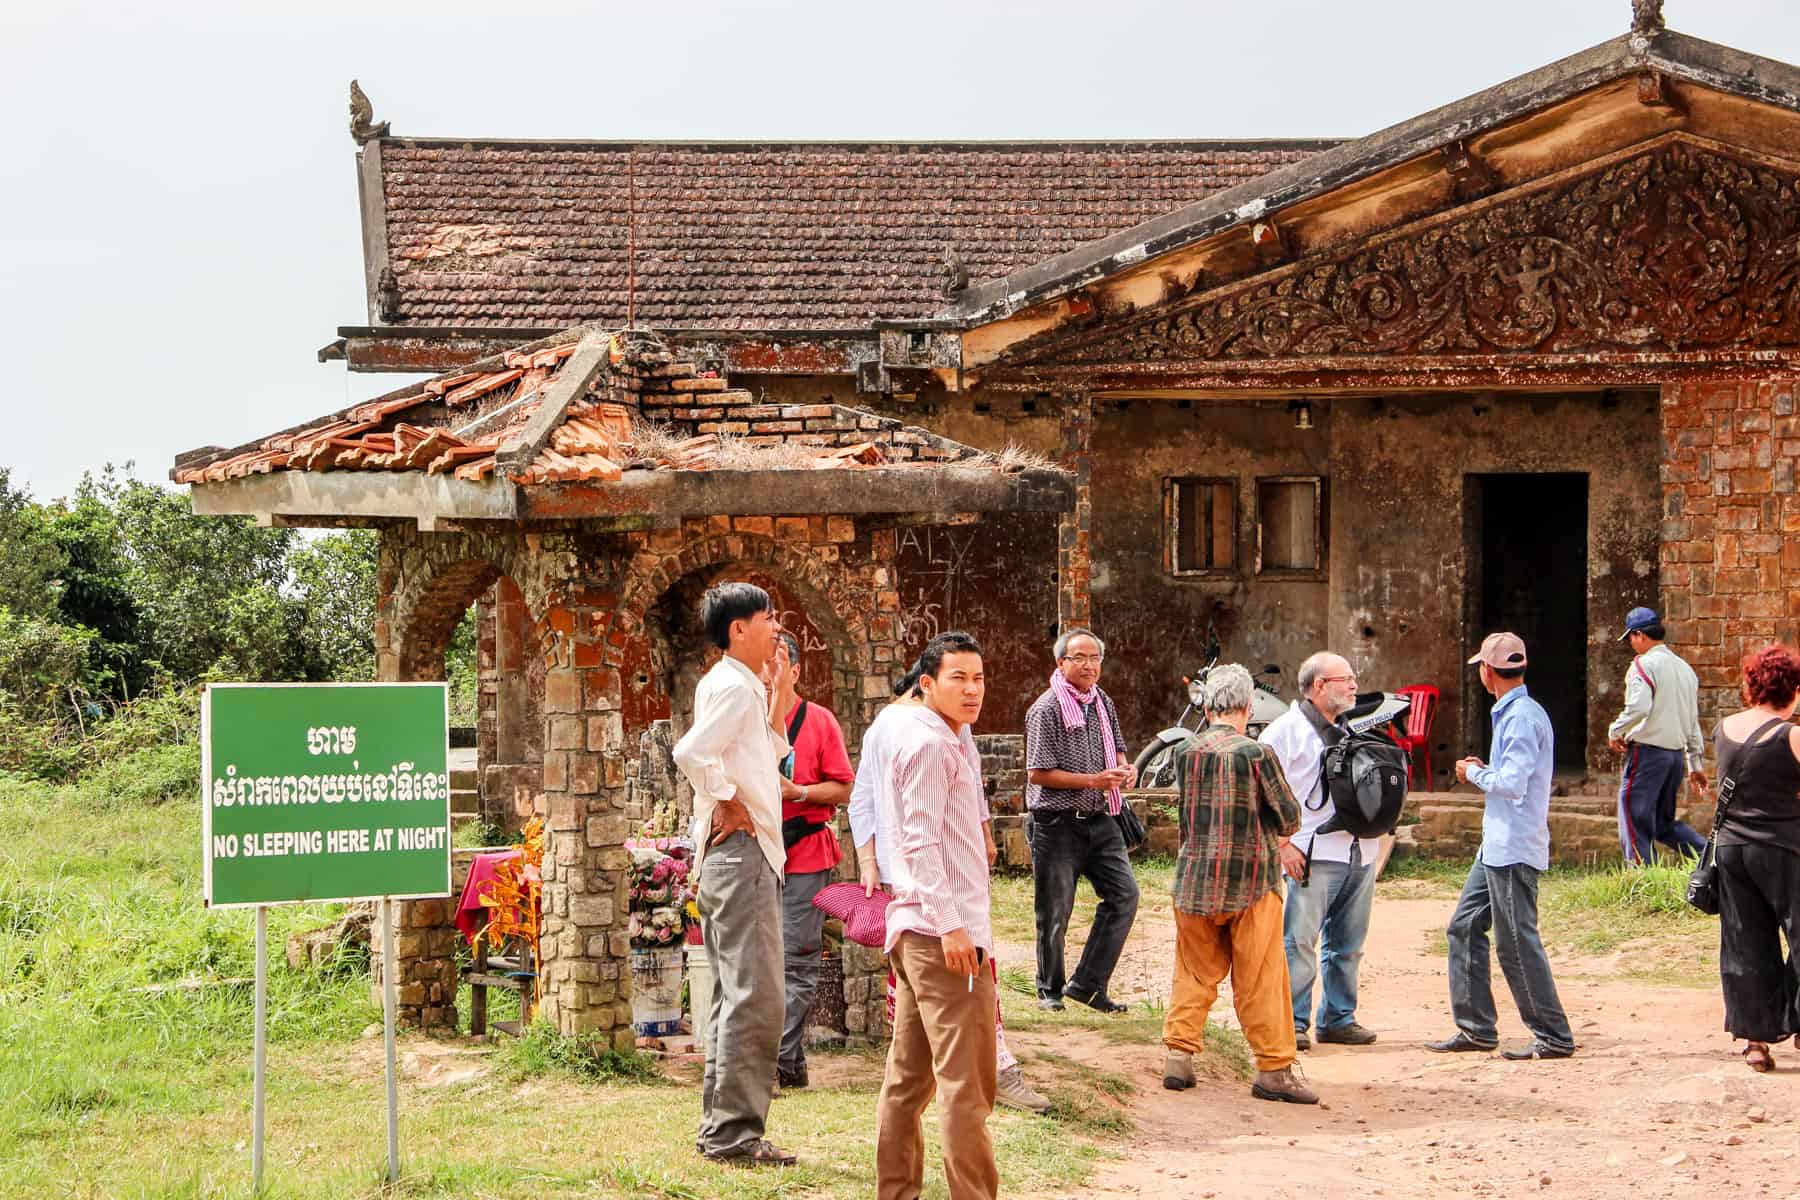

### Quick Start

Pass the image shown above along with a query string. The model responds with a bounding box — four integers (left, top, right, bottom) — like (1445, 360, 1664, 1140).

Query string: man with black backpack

(772, 632, 857, 1091)
(1260, 651, 1383, 1050)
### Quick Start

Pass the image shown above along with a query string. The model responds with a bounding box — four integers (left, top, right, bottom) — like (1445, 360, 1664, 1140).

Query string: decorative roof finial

(1631, 0, 1665, 36)
(349, 80, 390, 145)
(937, 248, 969, 298)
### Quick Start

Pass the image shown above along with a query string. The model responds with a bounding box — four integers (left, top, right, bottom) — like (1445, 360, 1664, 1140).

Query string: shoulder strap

(1744, 715, 1790, 747)
(786, 699, 809, 744)
(1632, 656, 1656, 696)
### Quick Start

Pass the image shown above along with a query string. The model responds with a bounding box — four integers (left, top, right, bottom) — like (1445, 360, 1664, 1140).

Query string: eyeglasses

(1319, 674, 1357, 684)
(1061, 654, 1104, 666)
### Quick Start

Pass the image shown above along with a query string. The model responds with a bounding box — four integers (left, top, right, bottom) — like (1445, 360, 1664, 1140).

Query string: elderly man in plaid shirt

(1160, 664, 1318, 1105)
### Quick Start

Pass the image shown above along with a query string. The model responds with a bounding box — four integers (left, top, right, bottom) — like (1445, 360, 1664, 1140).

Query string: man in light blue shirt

(1426, 632, 1575, 1061)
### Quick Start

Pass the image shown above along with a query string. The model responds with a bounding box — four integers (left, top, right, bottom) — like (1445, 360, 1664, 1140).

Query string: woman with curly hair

(1713, 643, 1800, 1072)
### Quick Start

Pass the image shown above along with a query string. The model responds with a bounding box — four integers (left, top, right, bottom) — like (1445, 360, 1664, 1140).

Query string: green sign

(203, 683, 452, 908)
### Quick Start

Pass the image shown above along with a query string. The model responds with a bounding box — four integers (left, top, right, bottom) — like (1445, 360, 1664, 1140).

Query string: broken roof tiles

(174, 329, 1007, 489)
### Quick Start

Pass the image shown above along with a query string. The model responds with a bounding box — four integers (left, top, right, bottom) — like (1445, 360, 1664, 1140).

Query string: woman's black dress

(1714, 716, 1800, 1043)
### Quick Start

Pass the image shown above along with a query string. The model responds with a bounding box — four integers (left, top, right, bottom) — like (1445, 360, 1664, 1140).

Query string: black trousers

(1028, 809, 1139, 1001)
(1717, 841, 1800, 1043)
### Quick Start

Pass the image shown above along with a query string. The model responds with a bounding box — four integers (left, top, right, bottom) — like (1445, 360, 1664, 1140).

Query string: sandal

(1743, 1042, 1775, 1073)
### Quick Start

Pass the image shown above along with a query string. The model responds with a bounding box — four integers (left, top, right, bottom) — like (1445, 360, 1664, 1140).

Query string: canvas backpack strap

(786, 699, 809, 745)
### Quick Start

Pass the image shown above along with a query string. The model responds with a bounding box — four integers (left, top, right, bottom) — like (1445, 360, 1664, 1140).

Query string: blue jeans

(1445, 858, 1574, 1051)
(1282, 841, 1377, 1035)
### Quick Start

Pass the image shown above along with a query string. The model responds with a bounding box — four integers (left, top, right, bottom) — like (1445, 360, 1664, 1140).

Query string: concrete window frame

(1255, 475, 1329, 578)
(1163, 475, 1239, 579)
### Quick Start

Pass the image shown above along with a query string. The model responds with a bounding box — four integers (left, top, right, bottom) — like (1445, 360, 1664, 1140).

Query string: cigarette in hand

(967, 973, 973, 993)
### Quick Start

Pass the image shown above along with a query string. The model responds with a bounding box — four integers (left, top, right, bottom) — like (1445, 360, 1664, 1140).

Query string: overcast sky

(3, 1, 1795, 501)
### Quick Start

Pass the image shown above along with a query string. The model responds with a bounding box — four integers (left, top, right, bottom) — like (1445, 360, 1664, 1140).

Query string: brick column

(1057, 389, 1094, 630)
(1659, 377, 1800, 737)
(536, 597, 635, 1046)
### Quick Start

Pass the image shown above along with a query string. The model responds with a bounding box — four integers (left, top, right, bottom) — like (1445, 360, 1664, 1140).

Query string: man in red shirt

(776, 632, 858, 1090)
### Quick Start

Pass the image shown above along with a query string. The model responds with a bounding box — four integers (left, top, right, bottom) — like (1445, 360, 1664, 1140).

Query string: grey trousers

(780, 868, 832, 1073)
(1445, 857, 1574, 1052)
(696, 832, 785, 1156)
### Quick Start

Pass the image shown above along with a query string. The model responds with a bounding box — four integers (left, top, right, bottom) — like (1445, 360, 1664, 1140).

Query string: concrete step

(451, 788, 480, 816)
(450, 769, 479, 792)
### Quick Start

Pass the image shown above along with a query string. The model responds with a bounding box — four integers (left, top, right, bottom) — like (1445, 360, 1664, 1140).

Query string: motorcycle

(1133, 665, 1413, 791)
(1133, 661, 1288, 789)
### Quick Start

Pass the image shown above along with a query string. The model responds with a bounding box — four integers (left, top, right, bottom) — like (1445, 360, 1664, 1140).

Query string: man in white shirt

(1259, 651, 1381, 1051)
(1607, 606, 1709, 863)
(874, 631, 999, 1200)
(671, 582, 798, 1168)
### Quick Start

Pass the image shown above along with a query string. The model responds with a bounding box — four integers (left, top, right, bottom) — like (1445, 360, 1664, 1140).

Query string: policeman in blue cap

(1606, 606, 1709, 863)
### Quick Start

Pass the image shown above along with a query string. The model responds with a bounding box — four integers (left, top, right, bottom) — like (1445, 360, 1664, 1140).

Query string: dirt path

(1003, 891, 1800, 1200)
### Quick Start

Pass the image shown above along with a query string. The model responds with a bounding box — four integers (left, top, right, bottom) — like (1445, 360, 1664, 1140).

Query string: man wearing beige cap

(1426, 633, 1575, 1060)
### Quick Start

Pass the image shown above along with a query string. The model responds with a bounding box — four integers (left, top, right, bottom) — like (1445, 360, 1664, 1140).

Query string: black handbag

(1686, 829, 1723, 915)
(1115, 801, 1148, 852)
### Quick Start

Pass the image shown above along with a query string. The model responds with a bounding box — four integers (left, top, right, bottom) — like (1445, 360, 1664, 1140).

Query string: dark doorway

(1463, 473, 1588, 769)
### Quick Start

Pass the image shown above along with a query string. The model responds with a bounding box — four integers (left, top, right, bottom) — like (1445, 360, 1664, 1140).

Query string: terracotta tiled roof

(175, 329, 1006, 486)
(373, 140, 1335, 330)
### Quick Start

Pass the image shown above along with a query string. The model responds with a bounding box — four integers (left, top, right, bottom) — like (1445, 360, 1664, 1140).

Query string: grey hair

(1204, 663, 1255, 716)
(1053, 627, 1106, 659)
(1296, 651, 1335, 693)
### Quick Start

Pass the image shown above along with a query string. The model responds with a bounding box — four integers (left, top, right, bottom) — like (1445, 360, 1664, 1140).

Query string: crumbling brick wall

(1659, 378, 1800, 731)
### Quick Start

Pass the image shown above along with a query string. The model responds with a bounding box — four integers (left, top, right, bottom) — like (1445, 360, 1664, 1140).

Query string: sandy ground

(1001, 892, 1800, 1200)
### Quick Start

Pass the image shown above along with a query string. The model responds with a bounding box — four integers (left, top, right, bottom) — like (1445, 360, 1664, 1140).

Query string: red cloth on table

(782, 699, 857, 875)
(454, 849, 540, 945)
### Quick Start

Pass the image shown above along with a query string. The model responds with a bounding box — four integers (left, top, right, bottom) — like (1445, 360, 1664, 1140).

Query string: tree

(104, 471, 307, 682)
(0, 467, 68, 620)
(47, 471, 148, 698)
(291, 530, 379, 681)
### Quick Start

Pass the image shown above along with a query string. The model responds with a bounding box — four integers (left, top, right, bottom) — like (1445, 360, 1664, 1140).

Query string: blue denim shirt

(1470, 686, 1554, 871)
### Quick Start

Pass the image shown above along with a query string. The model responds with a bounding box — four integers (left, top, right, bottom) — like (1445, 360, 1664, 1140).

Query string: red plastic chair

(1391, 685, 1440, 791)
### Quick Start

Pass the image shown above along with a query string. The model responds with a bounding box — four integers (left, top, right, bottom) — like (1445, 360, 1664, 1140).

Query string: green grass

(1400, 856, 1716, 984)
(0, 777, 1115, 1198)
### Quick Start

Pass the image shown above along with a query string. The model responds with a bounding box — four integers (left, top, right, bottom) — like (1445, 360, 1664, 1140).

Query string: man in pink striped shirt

(874, 631, 998, 1200)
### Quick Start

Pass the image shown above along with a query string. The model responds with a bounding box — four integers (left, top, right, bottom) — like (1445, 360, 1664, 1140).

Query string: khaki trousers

(876, 932, 999, 1200)
(1163, 889, 1297, 1072)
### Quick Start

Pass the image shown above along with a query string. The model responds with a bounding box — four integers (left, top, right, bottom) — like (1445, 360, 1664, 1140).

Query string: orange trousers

(1163, 889, 1297, 1072)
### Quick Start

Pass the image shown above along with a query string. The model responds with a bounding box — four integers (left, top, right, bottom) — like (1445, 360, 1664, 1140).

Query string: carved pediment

(996, 140, 1800, 370)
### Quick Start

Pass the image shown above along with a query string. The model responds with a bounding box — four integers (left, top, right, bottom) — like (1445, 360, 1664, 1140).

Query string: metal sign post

(253, 905, 267, 1192)
(201, 682, 449, 1192)
(382, 896, 401, 1182)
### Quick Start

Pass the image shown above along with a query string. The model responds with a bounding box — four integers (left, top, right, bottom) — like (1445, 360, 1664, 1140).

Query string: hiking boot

(996, 1064, 1052, 1112)
(1425, 1031, 1497, 1054)
(705, 1138, 798, 1168)
(1251, 1064, 1319, 1105)
(1500, 1040, 1574, 1061)
(1063, 985, 1130, 1014)
(1294, 1030, 1311, 1052)
(1318, 1022, 1378, 1046)
(777, 1064, 808, 1091)
(1162, 1050, 1197, 1091)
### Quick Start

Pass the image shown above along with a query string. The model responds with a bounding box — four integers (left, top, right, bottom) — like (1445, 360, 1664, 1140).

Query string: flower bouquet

(624, 841, 697, 1036)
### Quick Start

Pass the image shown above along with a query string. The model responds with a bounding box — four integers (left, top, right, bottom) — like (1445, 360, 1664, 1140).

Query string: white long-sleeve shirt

(1606, 643, 1705, 772)
(672, 654, 789, 875)
(1259, 701, 1382, 866)
(879, 705, 992, 955)
(849, 700, 981, 885)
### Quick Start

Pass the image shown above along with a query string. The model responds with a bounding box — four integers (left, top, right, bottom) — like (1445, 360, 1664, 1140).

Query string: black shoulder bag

(780, 701, 830, 849)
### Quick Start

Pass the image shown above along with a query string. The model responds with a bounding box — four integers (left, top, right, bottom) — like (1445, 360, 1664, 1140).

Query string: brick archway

(617, 530, 883, 743)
